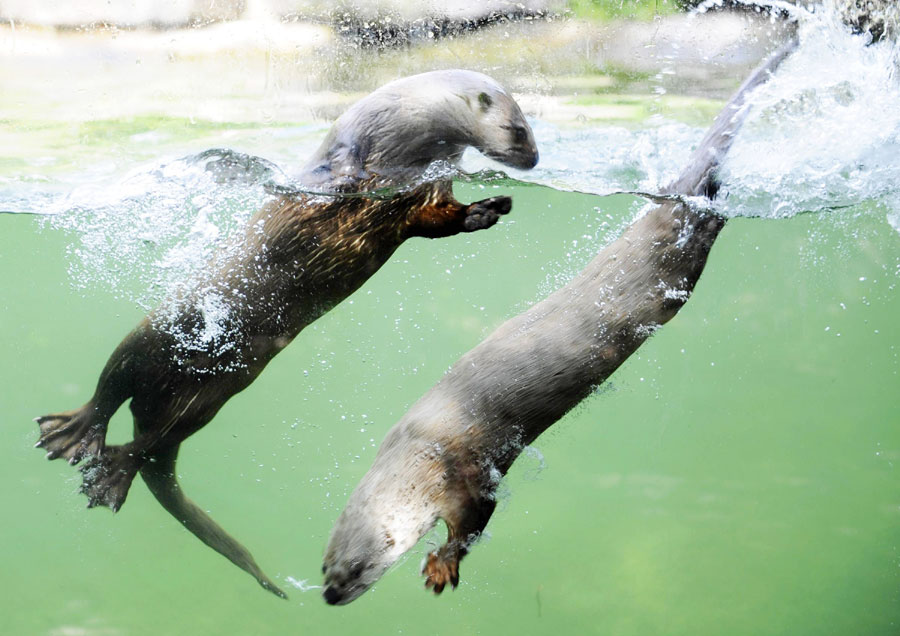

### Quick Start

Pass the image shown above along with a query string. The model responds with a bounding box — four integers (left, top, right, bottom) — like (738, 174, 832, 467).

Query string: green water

(1, 178, 898, 634)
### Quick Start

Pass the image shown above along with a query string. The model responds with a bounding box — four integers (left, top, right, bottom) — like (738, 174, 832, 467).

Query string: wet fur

(35, 70, 537, 598)
(35, 182, 512, 599)
(322, 40, 799, 605)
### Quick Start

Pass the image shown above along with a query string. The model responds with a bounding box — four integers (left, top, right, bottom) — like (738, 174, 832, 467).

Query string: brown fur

(36, 68, 538, 599)
(35, 178, 513, 598)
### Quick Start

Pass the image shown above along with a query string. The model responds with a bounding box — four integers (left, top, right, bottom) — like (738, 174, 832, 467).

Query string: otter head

(455, 71, 540, 172)
(321, 440, 444, 605)
(300, 69, 538, 189)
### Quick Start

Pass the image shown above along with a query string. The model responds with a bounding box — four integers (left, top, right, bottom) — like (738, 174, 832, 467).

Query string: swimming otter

(321, 42, 798, 605)
(35, 69, 538, 599)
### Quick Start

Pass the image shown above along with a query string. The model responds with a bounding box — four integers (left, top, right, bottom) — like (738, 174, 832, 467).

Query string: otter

(35, 69, 538, 599)
(321, 42, 798, 605)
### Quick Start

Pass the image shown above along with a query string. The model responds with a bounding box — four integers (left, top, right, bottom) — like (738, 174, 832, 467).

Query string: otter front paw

(423, 548, 460, 594)
(463, 196, 512, 231)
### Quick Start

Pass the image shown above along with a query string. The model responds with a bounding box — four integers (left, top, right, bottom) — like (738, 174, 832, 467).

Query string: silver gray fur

(299, 69, 538, 188)
(321, 39, 799, 605)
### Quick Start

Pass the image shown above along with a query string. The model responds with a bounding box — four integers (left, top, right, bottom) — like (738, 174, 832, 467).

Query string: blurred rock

(270, 1, 562, 49)
(270, 0, 556, 22)
(591, 11, 793, 97)
(835, 0, 899, 42)
(0, 0, 558, 32)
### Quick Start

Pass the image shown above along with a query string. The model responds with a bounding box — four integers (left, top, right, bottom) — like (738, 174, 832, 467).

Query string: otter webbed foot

(79, 446, 142, 512)
(423, 544, 461, 594)
(35, 407, 106, 465)
(463, 196, 511, 232)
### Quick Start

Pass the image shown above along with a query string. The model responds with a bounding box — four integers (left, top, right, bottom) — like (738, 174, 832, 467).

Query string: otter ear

(477, 92, 493, 112)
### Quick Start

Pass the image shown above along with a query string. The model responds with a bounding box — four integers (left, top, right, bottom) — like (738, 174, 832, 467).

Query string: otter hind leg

(140, 446, 287, 599)
(79, 443, 143, 511)
(35, 405, 107, 464)
(423, 496, 497, 595)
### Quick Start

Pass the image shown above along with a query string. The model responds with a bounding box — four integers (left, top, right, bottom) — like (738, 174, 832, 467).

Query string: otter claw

(423, 550, 460, 595)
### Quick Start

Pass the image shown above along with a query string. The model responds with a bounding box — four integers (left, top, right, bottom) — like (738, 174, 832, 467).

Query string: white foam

(40, 151, 281, 309)
(463, 5, 900, 235)
(718, 5, 900, 224)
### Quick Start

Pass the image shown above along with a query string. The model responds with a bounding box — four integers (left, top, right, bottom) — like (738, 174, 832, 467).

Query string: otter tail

(140, 446, 288, 599)
(668, 35, 799, 196)
(35, 403, 107, 464)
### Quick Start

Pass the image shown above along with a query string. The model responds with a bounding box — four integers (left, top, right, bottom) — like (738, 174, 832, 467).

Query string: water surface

(1, 5, 898, 636)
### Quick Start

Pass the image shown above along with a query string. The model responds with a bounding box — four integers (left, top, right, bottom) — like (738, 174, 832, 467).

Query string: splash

(717, 3, 900, 224)
(461, 120, 703, 197)
(38, 149, 284, 309)
(19, 2, 900, 319)
(461, 4, 900, 235)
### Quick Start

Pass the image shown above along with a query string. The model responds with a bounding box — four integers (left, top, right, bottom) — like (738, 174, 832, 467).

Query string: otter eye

(322, 563, 327, 574)
(349, 561, 368, 579)
(512, 125, 529, 144)
(478, 92, 493, 111)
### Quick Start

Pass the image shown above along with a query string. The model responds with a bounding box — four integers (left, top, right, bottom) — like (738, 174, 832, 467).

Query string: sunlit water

(1, 5, 898, 636)
(2, 4, 895, 314)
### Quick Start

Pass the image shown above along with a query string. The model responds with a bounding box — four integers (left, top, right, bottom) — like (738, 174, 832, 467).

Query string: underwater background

(1, 2, 898, 634)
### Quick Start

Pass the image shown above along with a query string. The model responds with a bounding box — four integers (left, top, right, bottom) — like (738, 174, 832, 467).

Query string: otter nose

(506, 144, 538, 170)
(323, 585, 343, 605)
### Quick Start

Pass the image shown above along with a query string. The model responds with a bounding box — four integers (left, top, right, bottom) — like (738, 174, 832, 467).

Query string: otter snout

(321, 552, 385, 606)
(323, 585, 344, 605)
(503, 142, 539, 170)
(320, 574, 369, 606)
(482, 120, 539, 170)
(521, 146, 540, 170)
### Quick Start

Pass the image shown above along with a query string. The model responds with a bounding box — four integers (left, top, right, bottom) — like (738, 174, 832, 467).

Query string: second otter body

(321, 43, 799, 606)
(35, 70, 538, 598)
